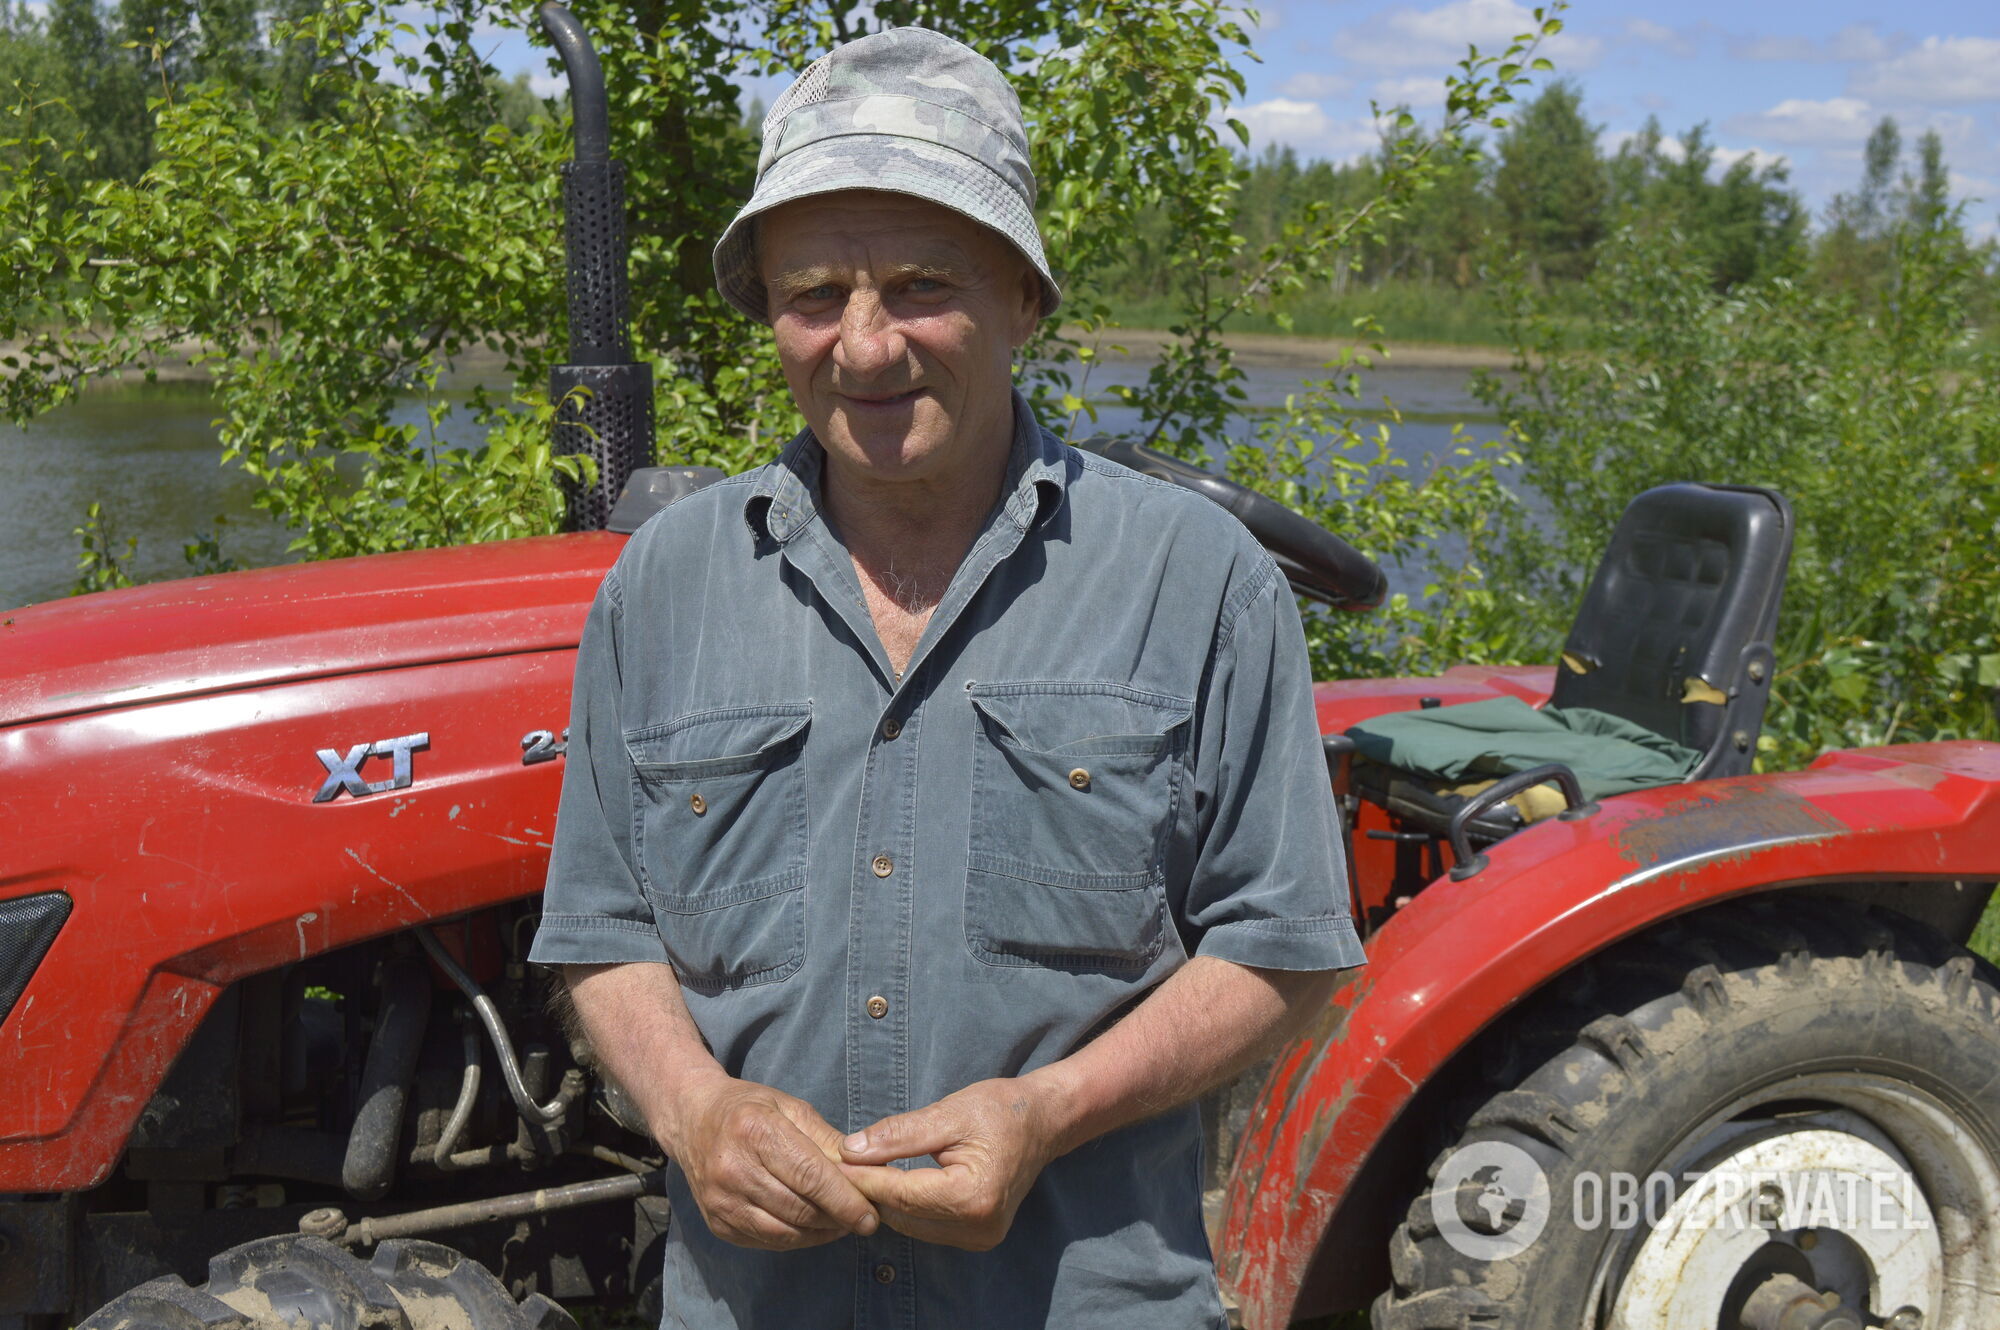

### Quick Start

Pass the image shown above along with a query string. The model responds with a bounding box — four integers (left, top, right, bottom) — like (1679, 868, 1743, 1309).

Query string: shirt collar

(742, 386, 1068, 546)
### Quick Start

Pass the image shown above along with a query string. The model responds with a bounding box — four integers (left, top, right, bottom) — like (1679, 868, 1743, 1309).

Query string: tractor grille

(0, 891, 71, 1027)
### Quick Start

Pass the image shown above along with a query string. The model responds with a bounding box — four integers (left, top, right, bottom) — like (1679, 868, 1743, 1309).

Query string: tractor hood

(0, 533, 624, 727)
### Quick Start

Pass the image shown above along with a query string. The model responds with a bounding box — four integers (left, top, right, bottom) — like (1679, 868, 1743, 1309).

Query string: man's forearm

(1022, 955, 1346, 1158)
(563, 960, 728, 1151)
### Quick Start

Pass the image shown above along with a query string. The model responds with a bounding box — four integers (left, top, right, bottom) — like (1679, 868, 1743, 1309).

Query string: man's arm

(566, 962, 880, 1249)
(838, 954, 1344, 1249)
(529, 574, 876, 1250)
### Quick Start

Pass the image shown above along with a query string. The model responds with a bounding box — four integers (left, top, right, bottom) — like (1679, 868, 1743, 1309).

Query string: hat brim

(713, 134, 1062, 323)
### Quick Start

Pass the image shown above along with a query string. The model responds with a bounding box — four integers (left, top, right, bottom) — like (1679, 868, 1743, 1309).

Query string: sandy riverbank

(1069, 325, 1516, 371)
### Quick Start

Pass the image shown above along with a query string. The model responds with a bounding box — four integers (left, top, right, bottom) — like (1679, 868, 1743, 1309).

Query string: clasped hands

(663, 1070, 1065, 1252)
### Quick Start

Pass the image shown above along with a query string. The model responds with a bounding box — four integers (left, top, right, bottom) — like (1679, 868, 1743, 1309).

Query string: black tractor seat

(1350, 482, 1794, 847)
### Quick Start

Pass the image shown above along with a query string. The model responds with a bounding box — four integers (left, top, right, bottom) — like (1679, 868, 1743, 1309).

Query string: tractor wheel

(1374, 899, 2000, 1330)
(78, 1235, 577, 1330)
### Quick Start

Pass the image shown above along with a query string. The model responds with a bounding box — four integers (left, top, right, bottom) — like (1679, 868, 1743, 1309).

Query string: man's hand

(837, 1077, 1063, 1251)
(664, 1072, 882, 1251)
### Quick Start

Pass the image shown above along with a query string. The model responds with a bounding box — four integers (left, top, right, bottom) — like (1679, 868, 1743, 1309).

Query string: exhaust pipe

(540, 2, 653, 532)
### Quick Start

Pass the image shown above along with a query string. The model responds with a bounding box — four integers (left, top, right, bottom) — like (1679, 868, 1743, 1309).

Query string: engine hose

(341, 954, 432, 1199)
(414, 926, 567, 1125)
(432, 1024, 483, 1168)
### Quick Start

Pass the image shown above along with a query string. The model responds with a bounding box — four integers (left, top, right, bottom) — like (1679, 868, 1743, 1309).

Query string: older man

(527, 26, 1365, 1329)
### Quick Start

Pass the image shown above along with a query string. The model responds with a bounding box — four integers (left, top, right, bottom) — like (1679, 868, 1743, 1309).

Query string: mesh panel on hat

(763, 55, 832, 139)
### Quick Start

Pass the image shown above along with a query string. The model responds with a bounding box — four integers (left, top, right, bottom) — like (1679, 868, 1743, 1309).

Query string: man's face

(756, 191, 1041, 484)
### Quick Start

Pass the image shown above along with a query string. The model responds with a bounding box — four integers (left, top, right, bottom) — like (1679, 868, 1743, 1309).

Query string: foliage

(72, 500, 138, 593)
(1492, 80, 1602, 283)
(3, 0, 1557, 629)
(1222, 344, 1529, 681)
(1477, 209, 2000, 767)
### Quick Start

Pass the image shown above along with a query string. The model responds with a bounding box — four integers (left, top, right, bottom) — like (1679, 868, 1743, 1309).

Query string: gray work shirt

(529, 389, 1365, 1330)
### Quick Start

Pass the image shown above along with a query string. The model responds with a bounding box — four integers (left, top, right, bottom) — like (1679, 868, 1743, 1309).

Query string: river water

(0, 355, 1504, 613)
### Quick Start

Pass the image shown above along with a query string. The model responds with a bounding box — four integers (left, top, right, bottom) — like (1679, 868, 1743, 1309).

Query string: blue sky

(1225, 0, 1998, 236)
(488, 1, 1998, 239)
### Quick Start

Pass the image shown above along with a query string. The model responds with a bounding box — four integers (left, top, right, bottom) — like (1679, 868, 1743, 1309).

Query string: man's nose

(834, 291, 906, 380)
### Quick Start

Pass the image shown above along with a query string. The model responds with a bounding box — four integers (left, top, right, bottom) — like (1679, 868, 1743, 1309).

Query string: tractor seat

(1349, 482, 1793, 846)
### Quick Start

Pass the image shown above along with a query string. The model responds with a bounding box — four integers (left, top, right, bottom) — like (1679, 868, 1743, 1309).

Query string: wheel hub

(1737, 1273, 1864, 1330)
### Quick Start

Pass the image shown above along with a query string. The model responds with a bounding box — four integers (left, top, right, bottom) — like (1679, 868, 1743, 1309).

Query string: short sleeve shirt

(528, 389, 1365, 1330)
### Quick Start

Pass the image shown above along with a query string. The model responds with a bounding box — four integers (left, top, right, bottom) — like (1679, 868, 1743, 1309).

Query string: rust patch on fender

(1615, 781, 1845, 871)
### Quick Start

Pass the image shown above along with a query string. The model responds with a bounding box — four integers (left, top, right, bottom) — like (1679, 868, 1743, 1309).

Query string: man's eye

(907, 277, 946, 294)
(800, 284, 840, 302)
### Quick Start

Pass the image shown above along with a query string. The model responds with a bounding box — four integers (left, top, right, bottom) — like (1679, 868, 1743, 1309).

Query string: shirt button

(1068, 767, 1091, 791)
(872, 854, 894, 878)
(881, 716, 902, 740)
(873, 1262, 897, 1284)
(866, 995, 889, 1019)
(689, 792, 707, 815)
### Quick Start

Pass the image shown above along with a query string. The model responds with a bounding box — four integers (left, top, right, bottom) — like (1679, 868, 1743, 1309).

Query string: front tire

(78, 1235, 578, 1330)
(1374, 899, 2000, 1329)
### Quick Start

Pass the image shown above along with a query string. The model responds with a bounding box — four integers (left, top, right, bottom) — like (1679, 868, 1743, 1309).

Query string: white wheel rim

(1591, 1076, 2000, 1330)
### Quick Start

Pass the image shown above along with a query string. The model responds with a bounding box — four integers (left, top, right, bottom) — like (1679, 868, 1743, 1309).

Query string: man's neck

(816, 399, 1018, 680)
(818, 407, 1016, 605)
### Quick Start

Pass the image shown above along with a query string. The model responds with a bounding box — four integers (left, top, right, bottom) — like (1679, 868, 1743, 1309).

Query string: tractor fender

(1216, 740, 2000, 1329)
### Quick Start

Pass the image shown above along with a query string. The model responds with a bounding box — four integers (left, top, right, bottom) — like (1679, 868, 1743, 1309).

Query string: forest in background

(1103, 82, 2000, 345)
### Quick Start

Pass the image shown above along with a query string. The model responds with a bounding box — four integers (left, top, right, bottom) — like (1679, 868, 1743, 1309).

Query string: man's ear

(1010, 261, 1043, 350)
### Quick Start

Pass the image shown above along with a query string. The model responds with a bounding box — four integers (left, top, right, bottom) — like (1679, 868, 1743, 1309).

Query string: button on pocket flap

(968, 683, 1191, 756)
(627, 704, 811, 780)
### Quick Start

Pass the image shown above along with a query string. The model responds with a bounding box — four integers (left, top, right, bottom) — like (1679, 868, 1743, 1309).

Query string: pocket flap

(627, 704, 811, 778)
(968, 683, 1191, 756)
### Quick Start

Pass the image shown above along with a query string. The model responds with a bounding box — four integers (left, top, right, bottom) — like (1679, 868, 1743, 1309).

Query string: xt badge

(314, 732, 430, 802)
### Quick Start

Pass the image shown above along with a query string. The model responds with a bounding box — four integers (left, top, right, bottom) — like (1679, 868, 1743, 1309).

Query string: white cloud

(528, 72, 566, 99)
(1730, 23, 1890, 64)
(1278, 72, 1352, 99)
(1827, 24, 1893, 62)
(1372, 75, 1447, 110)
(1950, 172, 1997, 207)
(1624, 18, 1695, 59)
(1710, 145, 1775, 173)
(1336, 0, 1601, 74)
(1223, 99, 1382, 161)
(1726, 96, 1876, 147)
(1852, 36, 2000, 106)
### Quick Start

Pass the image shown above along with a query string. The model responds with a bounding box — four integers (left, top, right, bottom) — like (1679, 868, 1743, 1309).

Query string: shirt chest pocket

(627, 704, 810, 990)
(964, 683, 1193, 970)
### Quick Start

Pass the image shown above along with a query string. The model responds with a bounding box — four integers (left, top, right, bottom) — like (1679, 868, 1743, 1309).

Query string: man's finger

(843, 1161, 966, 1216)
(761, 1122, 882, 1236)
(842, 1105, 963, 1164)
(776, 1097, 851, 1163)
(720, 1198, 850, 1251)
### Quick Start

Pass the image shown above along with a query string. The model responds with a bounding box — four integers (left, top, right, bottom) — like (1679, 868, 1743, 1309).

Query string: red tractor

(4, 11, 1999, 1329)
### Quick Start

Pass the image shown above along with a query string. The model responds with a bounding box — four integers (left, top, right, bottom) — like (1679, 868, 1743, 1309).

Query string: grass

(1099, 278, 1596, 348)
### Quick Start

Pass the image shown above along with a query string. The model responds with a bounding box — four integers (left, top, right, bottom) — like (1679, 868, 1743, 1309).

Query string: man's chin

(824, 402, 950, 475)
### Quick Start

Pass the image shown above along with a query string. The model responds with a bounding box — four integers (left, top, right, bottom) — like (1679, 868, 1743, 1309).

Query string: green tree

(1606, 118, 1803, 289)
(1493, 79, 1602, 281)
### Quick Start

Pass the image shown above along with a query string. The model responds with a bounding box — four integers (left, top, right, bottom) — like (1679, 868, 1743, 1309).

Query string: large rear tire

(1374, 899, 2000, 1329)
(78, 1235, 578, 1330)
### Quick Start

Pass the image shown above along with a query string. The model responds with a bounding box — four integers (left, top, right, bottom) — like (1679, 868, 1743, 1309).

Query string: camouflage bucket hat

(712, 26, 1061, 322)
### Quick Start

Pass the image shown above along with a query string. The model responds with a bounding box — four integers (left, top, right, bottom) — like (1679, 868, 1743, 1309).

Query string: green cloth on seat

(1346, 696, 1701, 801)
